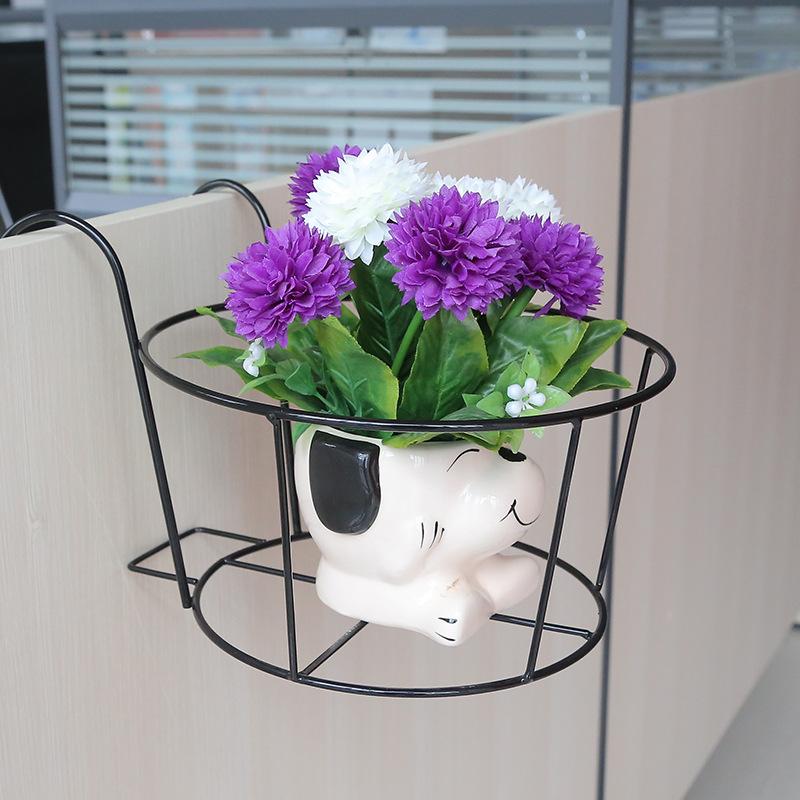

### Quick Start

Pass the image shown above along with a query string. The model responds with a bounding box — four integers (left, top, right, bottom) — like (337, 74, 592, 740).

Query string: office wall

(0, 108, 620, 800)
(1, 68, 798, 800)
(608, 68, 800, 799)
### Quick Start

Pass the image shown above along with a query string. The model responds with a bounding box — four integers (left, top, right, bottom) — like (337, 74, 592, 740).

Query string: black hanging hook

(2, 210, 194, 607)
(193, 179, 271, 231)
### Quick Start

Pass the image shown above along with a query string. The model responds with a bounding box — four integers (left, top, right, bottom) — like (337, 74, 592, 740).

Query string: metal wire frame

(189, 534, 609, 698)
(1, 180, 676, 698)
(2, 208, 194, 609)
(138, 303, 674, 430)
(193, 178, 271, 230)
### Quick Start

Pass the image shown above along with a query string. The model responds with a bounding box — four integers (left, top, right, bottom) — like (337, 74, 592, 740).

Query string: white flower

(433, 173, 560, 222)
(242, 339, 265, 377)
(499, 176, 561, 221)
(505, 377, 547, 417)
(433, 172, 490, 198)
(305, 144, 432, 264)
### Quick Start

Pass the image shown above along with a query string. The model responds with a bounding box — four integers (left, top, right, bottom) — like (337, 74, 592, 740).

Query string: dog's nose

(498, 447, 527, 463)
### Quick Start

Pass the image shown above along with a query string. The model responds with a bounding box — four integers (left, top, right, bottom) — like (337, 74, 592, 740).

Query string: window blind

(61, 25, 612, 199)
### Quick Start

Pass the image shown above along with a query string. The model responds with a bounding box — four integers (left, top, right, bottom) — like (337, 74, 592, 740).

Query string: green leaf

(522, 350, 542, 380)
(383, 431, 434, 448)
(385, 405, 497, 449)
(317, 359, 350, 415)
(552, 319, 627, 392)
(238, 373, 278, 394)
(196, 306, 241, 338)
(178, 346, 321, 410)
(503, 428, 525, 452)
(265, 319, 320, 367)
(520, 385, 572, 414)
(383, 431, 439, 448)
(179, 345, 245, 368)
(485, 297, 512, 333)
(442, 406, 528, 451)
(385, 404, 530, 452)
(487, 314, 588, 387)
(398, 311, 488, 420)
(339, 303, 360, 335)
(442, 406, 504, 449)
(350, 249, 418, 366)
(476, 391, 506, 417)
(462, 350, 541, 412)
(494, 361, 527, 398)
(310, 317, 399, 419)
(291, 422, 311, 445)
(278, 361, 316, 395)
(571, 368, 631, 395)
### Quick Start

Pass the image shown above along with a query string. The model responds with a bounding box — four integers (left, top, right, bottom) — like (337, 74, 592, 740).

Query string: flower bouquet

(185, 144, 630, 646)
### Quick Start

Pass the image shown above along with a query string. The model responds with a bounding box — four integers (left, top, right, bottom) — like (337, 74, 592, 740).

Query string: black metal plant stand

(3, 181, 675, 698)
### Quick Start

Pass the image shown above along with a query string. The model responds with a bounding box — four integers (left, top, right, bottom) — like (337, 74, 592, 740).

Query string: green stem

(501, 287, 535, 323)
(391, 311, 424, 376)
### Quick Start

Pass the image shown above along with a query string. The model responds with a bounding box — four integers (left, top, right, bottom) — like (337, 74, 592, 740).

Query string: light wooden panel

(607, 69, 800, 800)
(0, 109, 621, 800)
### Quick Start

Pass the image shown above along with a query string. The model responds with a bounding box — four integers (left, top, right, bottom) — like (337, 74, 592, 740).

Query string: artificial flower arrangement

(183, 143, 632, 646)
(184, 143, 629, 451)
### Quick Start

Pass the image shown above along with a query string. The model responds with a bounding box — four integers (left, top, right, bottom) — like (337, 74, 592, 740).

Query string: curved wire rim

(193, 179, 271, 231)
(140, 303, 676, 432)
(191, 534, 607, 698)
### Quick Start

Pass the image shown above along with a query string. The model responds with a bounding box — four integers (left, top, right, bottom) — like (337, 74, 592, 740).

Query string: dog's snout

(498, 447, 527, 463)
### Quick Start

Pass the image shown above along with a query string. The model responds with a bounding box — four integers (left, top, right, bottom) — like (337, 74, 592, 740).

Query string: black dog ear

(308, 430, 381, 534)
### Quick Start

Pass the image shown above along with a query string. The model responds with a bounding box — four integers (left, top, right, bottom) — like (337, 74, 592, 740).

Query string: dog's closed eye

(447, 448, 479, 472)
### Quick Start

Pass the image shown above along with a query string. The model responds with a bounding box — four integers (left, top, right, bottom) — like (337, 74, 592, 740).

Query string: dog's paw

(432, 614, 462, 645)
(426, 587, 492, 646)
(473, 553, 540, 611)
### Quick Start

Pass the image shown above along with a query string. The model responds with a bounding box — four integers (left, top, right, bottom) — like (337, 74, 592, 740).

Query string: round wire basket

(3, 181, 675, 698)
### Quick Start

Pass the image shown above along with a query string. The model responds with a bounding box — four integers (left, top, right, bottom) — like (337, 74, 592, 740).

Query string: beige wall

(607, 69, 800, 799)
(1, 70, 798, 800)
(0, 108, 620, 800)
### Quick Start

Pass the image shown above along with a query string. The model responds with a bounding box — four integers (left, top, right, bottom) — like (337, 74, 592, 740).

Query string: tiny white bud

(505, 400, 524, 418)
(530, 392, 547, 407)
(507, 383, 524, 401)
(243, 357, 259, 377)
(248, 339, 265, 359)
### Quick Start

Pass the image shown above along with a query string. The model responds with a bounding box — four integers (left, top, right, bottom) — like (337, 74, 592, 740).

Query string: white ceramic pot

(293, 426, 545, 646)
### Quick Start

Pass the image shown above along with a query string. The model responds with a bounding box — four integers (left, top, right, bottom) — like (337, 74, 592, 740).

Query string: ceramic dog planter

(293, 425, 545, 646)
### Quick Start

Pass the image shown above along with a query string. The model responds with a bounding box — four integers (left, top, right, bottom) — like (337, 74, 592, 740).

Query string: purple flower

(289, 144, 362, 218)
(386, 186, 523, 320)
(518, 215, 603, 318)
(221, 220, 355, 348)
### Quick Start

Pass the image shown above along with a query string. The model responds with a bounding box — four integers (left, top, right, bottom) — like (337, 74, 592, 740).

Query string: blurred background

(1, 0, 799, 219)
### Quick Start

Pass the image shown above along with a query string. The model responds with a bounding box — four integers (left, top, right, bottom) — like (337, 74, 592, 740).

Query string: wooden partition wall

(609, 68, 800, 799)
(0, 69, 798, 800)
(0, 107, 621, 800)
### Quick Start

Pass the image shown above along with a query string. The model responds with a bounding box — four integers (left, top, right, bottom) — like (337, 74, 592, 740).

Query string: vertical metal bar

(43, 9, 68, 209)
(135, 354, 193, 608)
(280, 403, 303, 537)
(0, 184, 12, 231)
(272, 417, 299, 680)
(599, 2, 634, 797)
(525, 420, 582, 679)
(1, 211, 193, 609)
(595, 348, 654, 590)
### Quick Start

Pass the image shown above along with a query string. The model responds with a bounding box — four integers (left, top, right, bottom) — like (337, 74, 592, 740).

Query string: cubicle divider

(610, 67, 800, 799)
(0, 69, 798, 800)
